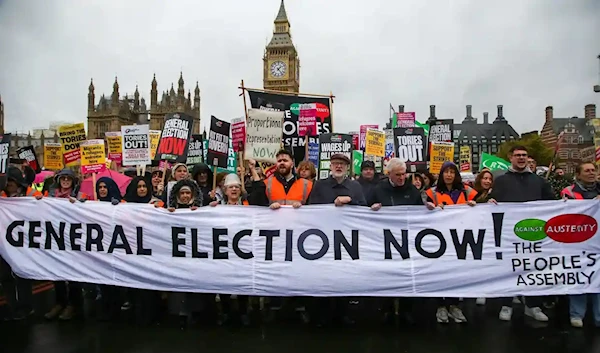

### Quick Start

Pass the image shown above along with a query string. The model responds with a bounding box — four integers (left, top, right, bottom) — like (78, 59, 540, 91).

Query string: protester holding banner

(558, 162, 600, 328)
(248, 149, 312, 209)
(42, 169, 87, 202)
(95, 177, 123, 204)
(150, 169, 164, 198)
(210, 174, 248, 206)
(423, 161, 476, 323)
(0, 166, 35, 321)
(308, 153, 365, 207)
(488, 145, 553, 322)
(411, 173, 425, 191)
(122, 174, 163, 325)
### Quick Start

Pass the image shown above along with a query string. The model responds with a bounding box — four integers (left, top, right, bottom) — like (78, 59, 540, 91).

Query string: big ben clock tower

(263, 0, 300, 93)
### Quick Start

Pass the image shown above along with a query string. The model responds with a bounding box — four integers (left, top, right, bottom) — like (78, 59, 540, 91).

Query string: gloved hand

(111, 198, 120, 205)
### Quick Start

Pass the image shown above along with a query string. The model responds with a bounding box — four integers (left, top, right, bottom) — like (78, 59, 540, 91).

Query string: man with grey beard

(307, 153, 366, 206)
(306, 153, 366, 327)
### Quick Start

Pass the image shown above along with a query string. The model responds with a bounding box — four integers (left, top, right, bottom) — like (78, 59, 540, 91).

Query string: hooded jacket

(45, 169, 86, 200)
(0, 166, 35, 197)
(191, 163, 214, 206)
(168, 179, 203, 209)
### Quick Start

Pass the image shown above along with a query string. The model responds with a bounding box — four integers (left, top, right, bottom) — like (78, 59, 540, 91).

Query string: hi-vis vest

(561, 185, 584, 199)
(426, 185, 477, 206)
(0, 186, 42, 198)
(265, 176, 312, 205)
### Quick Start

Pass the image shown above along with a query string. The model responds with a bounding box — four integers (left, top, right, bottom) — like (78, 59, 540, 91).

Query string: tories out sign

(1, 199, 599, 297)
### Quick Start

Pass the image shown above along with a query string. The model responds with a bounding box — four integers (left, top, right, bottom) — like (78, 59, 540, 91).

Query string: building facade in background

(540, 104, 597, 174)
(87, 73, 201, 140)
(263, 0, 300, 93)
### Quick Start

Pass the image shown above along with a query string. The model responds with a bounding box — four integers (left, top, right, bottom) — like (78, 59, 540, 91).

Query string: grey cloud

(0, 0, 598, 135)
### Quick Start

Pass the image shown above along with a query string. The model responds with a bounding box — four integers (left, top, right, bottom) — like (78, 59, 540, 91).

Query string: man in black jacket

(369, 158, 426, 325)
(369, 158, 424, 208)
(357, 160, 380, 202)
(489, 145, 554, 323)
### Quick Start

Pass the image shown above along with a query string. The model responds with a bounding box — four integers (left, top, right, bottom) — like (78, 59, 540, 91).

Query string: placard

(155, 113, 194, 163)
(207, 116, 231, 168)
(318, 133, 353, 180)
(429, 142, 455, 175)
(105, 132, 123, 162)
(80, 139, 106, 174)
(58, 123, 86, 166)
(121, 125, 151, 166)
(17, 145, 41, 173)
(365, 129, 385, 157)
(393, 127, 426, 173)
(244, 108, 284, 164)
(43, 143, 63, 170)
(231, 117, 246, 153)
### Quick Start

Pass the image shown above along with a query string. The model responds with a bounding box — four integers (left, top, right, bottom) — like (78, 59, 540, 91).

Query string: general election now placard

(2, 199, 597, 297)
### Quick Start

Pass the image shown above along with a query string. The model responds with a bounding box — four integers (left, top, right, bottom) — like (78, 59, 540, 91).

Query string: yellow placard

(80, 139, 106, 173)
(43, 143, 64, 170)
(58, 123, 86, 166)
(149, 130, 161, 160)
(105, 132, 122, 160)
(429, 142, 455, 175)
(365, 129, 385, 157)
(459, 145, 472, 173)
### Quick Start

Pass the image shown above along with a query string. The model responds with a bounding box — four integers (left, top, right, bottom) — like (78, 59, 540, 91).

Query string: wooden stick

(142, 164, 146, 177)
(136, 165, 141, 176)
(304, 135, 309, 161)
(329, 91, 335, 133)
(239, 152, 246, 194)
(212, 162, 218, 191)
(238, 84, 335, 99)
(92, 172, 98, 201)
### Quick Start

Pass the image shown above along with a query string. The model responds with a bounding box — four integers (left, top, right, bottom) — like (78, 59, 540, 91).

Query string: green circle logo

(514, 219, 547, 241)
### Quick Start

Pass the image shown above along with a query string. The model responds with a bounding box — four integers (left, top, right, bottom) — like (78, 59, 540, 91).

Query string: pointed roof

(275, 0, 288, 22)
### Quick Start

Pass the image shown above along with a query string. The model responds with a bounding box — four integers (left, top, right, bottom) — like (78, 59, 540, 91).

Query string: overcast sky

(0, 0, 598, 135)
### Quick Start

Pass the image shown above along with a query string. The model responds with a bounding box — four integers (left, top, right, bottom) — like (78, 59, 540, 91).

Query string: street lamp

(595, 54, 600, 93)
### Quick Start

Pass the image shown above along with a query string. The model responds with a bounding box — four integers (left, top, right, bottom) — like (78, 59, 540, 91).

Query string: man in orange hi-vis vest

(247, 149, 312, 209)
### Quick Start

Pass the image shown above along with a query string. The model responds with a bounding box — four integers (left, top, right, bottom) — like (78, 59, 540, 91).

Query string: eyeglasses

(330, 162, 346, 167)
(512, 153, 527, 158)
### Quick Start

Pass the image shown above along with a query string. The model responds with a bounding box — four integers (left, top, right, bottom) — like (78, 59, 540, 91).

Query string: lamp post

(594, 54, 600, 93)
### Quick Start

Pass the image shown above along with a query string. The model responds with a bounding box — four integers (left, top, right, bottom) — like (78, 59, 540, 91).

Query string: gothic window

(578, 135, 584, 144)
(491, 145, 497, 153)
(473, 145, 479, 153)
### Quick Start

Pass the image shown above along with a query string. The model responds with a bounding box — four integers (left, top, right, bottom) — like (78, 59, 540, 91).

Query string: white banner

(1, 198, 599, 297)
(121, 125, 150, 166)
(244, 108, 283, 164)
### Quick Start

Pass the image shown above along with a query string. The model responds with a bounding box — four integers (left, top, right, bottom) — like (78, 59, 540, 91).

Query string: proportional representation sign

(1, 199, 600, 297)
(245, 108, 284, 164)
(246, 90, 332, 163)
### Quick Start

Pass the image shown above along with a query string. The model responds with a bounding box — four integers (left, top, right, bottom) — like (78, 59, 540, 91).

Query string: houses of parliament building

(87, 0, 300, 139)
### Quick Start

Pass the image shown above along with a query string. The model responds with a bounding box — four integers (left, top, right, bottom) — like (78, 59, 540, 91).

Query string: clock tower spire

(263, 0, 299, 93)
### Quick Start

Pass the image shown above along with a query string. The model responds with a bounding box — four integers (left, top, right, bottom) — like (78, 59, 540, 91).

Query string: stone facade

(87, 73, 200, 140)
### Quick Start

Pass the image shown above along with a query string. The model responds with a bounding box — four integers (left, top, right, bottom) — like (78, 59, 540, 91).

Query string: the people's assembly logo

(514, 214, 597, 243)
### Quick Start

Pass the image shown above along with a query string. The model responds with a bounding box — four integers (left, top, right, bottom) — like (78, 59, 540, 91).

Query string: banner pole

(238, 85, 335, 99)
(329, 91, 335, 133)
(92, 172, 97, 201)
(304, 135, 309, 161)
(212, 162, 218, 191)
(239, 152, 246, 194)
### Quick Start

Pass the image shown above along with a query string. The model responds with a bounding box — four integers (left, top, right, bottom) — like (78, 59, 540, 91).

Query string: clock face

(270, 61, 287, 78)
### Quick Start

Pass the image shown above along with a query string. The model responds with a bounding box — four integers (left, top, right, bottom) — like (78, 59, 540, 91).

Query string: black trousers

(54, 281, 83, 307)
(0, 258, 32, 312)
(220, 295, 249, 313)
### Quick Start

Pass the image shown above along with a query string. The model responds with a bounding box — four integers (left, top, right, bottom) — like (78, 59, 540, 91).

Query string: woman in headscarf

(154, 163, 190, 208)
(92, 176, 124, 320)
(42, 168, 86, 321)
(95, 177, 123, 204)
(0, 167, 36, 320)
(209, 174, 251, 326)
(165, 178, 205, 328)
(425, 161, 477, 325)
(122, 175, 163, 325)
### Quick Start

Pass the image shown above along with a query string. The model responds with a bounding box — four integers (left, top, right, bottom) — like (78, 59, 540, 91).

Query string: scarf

(96, 177, 122, 202)
(54, 188, 72, 199)
(575, 179, 598, 192)
(124, 176, 153, 203)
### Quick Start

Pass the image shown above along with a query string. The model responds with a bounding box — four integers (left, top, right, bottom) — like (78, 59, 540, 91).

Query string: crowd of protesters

(1, 145, 599, 329)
